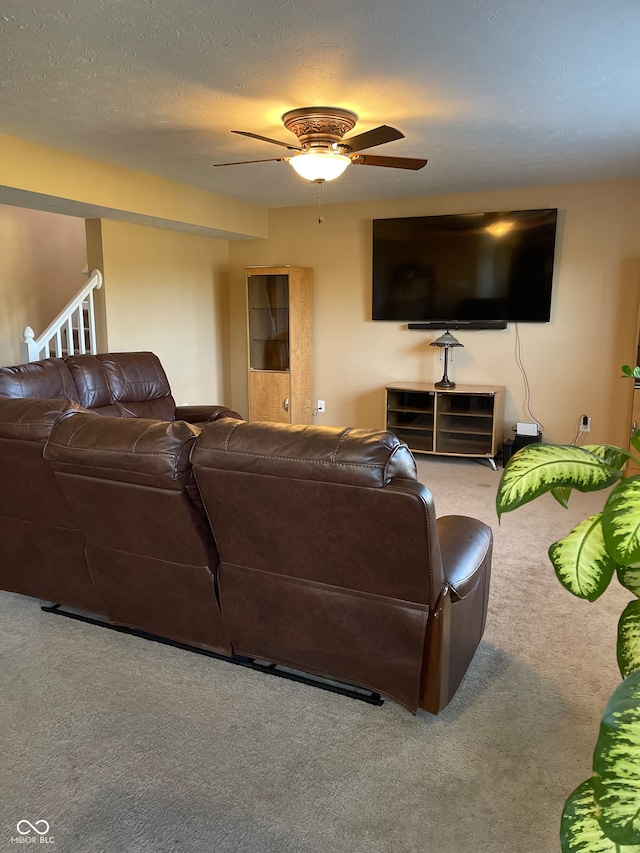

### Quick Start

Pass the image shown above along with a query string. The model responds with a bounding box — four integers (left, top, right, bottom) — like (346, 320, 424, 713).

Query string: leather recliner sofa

(44, 410, 232, 655)
(0, 397, 108, 615)
(190, 419, 492, 714)
(0, 350, 239, 647)
(0, 356, 492, 715)
(0, 351, 241, 422)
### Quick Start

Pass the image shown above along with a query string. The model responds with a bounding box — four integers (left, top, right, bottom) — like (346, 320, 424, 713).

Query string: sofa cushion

(192, 420, 418, 487)
(63, 352, 176, 419)
(96, 352, 175, 419)
(63, 354, 113, 409)
(0, 358, 77, 401)
(0, 397, 81, 442)
(45, 411, 200, 489)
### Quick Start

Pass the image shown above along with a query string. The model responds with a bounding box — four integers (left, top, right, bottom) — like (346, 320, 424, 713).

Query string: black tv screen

(372, 209, 558, 324)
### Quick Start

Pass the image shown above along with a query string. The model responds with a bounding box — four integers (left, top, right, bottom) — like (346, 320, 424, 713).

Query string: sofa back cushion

(45, 410, 198, 489)
(0, 358, 77, 401)
(64, 352, 176, 419)
(191, 419, 418, 486)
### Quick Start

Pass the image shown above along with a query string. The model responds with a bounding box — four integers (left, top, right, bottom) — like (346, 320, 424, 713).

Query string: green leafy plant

(496, 425, 640, 852)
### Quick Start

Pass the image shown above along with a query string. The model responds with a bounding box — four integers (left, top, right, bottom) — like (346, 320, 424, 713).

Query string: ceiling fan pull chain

(317, 182, 325, 224)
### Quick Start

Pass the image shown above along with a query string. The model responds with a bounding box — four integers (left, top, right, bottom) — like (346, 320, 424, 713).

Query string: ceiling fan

(214, 106, 428, 183)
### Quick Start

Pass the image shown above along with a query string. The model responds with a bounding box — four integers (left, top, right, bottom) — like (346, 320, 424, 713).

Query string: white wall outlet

(317, 400, 325, 413)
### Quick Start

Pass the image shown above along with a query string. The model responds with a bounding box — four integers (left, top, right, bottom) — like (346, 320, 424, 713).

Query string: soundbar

(407, 320, 508, 331)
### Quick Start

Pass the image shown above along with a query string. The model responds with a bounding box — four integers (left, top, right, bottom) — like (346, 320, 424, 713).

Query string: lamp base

(435, 377, 456, 389)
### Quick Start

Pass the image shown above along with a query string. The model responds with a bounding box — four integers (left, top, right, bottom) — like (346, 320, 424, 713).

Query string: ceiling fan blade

(342, 125, 404, 153)
(214, 157, 287, 166)
(352, 154, 428, 170)
(231, 130, 300, 151)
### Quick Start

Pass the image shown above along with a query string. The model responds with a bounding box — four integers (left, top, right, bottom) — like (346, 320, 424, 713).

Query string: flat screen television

(372, 208, 558, 325)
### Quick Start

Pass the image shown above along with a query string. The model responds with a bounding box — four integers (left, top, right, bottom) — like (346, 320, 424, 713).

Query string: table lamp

(430, 331, 464, 389)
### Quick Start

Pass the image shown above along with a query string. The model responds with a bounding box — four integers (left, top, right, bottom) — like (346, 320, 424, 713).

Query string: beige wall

(229, 179, 640, 447)
(3, 173, 639, 448)
(89, 219, 232, 406)
(0, 134, 267, 240)
(0, 204, 87, 366)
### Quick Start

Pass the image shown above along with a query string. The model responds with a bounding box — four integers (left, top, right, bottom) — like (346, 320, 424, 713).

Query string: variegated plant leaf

(617, 564, 640, 598)
(622, 365, 640, 379)
(602, 478, 640, 566)
(593, 668, 640, 846)
(632, 431, 640, 456)
(552, 486, 573, 508)
(618, 600, 640, 679)
(497, 444, 621, 519)
(583, 444, 633, 471)
(560, 778, 638, 852)
(549, 514, 616, 601)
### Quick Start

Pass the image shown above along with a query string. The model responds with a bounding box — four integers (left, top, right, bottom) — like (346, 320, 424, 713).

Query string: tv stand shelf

(385, 382, 505, 470)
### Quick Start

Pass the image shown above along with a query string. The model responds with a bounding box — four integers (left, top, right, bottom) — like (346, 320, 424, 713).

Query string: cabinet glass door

(386, 389, 435, 451)
(248, 274, 290, 371)
(435, 393, 495, 455)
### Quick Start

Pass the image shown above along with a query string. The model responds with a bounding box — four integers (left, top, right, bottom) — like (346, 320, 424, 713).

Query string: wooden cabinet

(385, 382, 505, 469)
(247, 266, 313, 424)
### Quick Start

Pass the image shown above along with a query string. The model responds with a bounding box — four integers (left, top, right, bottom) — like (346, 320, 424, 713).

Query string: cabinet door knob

(284, 397, 289, 412)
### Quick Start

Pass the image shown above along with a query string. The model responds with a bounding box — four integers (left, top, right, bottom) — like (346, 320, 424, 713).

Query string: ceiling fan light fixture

(289, 150, 351, 183)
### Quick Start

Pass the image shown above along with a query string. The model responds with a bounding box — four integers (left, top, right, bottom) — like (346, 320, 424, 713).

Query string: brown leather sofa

(0, 351, 241, 422)
(45, 411, 231, 655)
(191, 419, 492, 714)
(0, 397, 108, 615)
(0, 378, 492, 714)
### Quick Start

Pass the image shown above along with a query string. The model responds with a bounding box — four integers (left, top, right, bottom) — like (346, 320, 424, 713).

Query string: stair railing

(21, 269, 103, 362)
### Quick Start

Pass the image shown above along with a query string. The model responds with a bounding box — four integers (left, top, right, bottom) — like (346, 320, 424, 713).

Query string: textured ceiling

(1, 0, 639, 209)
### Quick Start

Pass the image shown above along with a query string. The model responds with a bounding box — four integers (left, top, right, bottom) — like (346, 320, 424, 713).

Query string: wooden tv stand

(385, 382, 505, 470)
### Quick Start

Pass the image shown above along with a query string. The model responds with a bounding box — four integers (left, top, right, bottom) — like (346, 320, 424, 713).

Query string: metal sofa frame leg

(41, 603, 384, 707)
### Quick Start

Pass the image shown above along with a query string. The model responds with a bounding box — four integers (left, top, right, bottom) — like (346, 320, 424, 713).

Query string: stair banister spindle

(65, 316, 74, 356)
(81, 304, 87, 354)
(88, 290, 97, 353)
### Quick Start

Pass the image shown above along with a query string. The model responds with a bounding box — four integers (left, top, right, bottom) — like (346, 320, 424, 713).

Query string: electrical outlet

(317, 400, 325, 413)
(581, 415, 591, 432)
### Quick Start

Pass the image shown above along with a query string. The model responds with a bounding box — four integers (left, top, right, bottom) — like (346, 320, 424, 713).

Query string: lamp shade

(289, 151, 351, 183)
(430, 331, 463, 348)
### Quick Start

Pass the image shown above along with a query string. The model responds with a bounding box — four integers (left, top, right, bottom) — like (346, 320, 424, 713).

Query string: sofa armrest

(175, 404, 242, 423)
(436, 515, 492, 601)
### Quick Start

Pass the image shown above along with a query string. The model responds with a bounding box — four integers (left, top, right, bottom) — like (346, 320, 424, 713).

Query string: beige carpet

(0, 455, 629, 853)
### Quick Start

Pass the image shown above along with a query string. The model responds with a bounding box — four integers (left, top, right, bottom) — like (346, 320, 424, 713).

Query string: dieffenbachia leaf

(622, 365, 640, 379)
(552, 486, 573, 508)
(583, 445, 633, 471)
(549, 514, 616, 601)
(617, 564, 640, 598)
(631, 431, 640, 456)
(560, 778, 637, 852)
(602, 478, 640, 566)
(618, 600, 640, 680)
(593, 669, 640, 846)
(497, 444, 621, 519)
